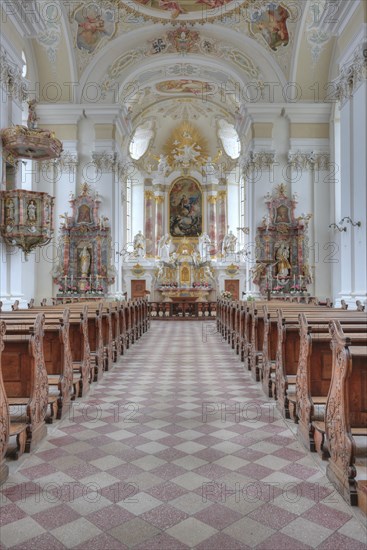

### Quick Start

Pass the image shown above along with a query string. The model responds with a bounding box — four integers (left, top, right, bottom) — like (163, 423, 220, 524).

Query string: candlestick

(293, 274, 296, 286)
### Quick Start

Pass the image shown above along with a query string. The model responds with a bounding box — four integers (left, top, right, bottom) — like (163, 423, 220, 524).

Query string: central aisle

(1, 321, 366, 549)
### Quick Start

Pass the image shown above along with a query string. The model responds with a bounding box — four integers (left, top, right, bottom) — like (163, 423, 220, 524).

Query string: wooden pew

(249, 303, 363, 404)
(44, 302, 104, 382)
(273, 308, 366, 416)
(109, 304, 120, 361)
(326, 321, 367, 508)
(2, 309, 74, 420)
(2, 313, 49, 453)
(1, 306, 91, 398)
(0, 321, 10, 483)
(296, 314, 367, 453)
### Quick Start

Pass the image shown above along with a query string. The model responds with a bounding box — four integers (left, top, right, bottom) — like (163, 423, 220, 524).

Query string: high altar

(121, 172, 246, 302)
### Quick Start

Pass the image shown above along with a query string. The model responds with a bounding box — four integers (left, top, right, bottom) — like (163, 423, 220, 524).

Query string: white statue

(80, 246, 91, 277)
(199, 233, 211, 261)
(158, 233, 172, 261)
(27, 200, 37, 223)
(158, 154, 168, 173)
(222, 230, 237, 256)
(202, 263, 215, 283)
(173, 143, 200, 165)
(275, 242, 291, 277)
(133, 230, 146, 257)
(156, 262, 165, 282)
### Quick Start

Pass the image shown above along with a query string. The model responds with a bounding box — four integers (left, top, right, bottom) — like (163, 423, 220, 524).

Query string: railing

(149, 301, 217, 319)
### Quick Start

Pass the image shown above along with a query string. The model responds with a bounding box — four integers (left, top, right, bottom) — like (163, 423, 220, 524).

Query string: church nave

(1, 321, 366, 549)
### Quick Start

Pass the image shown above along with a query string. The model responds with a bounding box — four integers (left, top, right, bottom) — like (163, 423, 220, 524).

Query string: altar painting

(169, 178, 202, 237)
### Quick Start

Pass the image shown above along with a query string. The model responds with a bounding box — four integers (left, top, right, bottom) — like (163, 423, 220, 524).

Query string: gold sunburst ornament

(163, 122, 209, 171)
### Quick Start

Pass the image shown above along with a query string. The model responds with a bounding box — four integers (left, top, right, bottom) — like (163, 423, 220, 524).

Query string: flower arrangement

(222, 291, 232, 299)
(272, 285, 283, 293)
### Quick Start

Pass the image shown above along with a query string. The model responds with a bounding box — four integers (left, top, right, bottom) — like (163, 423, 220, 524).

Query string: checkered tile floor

(1, 322, 366, 549)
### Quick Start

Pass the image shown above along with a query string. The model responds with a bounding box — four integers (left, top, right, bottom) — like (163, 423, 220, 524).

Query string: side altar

(52, 184, 116, 296)
(251, 184, 313, 297)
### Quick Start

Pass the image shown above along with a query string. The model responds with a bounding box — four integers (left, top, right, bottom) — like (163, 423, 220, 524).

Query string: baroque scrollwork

(0, 46, 28, 103)
(29, 314, 49, 426)
(326, 321, 356, 482)
(332, 43, 367, 106)
(296, 314, 312, 432)
(242, 151, 276, 173)
(92, 151, 128, 181)
(58, 151, 79, 173)
(288, 151, 330, 171)
(100, 32, 262, 97)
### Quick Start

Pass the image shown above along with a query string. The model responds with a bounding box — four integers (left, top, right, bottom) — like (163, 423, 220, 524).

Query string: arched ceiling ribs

(76, 23, 287, 105)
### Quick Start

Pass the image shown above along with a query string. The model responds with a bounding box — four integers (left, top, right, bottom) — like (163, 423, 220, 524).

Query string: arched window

(129, 121, 154, 160)
(22, 51, 27, 78)
(218, 119, 241, 160)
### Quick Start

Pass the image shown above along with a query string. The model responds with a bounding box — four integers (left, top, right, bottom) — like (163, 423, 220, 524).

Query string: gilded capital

(144, 190, 154, 200)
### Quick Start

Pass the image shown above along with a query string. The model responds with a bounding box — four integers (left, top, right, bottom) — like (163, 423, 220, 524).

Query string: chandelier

(0, 190, 54, 256)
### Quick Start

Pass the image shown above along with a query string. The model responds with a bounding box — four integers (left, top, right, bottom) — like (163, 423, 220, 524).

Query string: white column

(338, 100, 353, 303)
(351, 81, 367, 303)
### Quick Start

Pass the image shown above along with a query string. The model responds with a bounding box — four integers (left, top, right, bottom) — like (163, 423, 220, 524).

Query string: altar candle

(293, 274, 296, 287)
(64, 275, 67, 288)
(71, 275, 73, 286)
